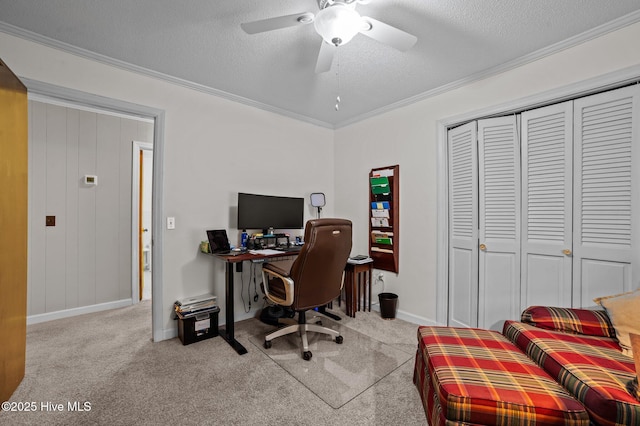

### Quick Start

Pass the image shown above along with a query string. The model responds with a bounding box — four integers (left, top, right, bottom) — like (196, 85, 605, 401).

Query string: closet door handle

(479, 244, 486, 251)
(563, 249, 572, 256)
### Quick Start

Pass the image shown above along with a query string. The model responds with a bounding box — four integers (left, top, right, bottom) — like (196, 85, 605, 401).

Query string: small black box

(178, 307, 219, 345)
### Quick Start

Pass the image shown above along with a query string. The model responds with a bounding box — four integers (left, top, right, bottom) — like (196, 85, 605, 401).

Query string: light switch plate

(167, 217, 175, 229)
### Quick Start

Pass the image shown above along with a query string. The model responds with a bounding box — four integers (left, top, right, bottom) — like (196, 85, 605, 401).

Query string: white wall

(0, 32, 334, 338)
(3, 20, 640, 337)
(334, 22, 640, 325)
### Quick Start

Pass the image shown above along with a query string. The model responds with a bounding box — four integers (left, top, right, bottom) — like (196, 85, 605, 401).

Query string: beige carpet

(0, 300, 426, 425)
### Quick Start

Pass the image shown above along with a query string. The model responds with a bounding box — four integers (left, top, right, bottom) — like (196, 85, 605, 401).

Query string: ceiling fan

(241, 0, 418, 74)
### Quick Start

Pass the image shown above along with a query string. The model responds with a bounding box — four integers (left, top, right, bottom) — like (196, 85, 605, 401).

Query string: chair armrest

(262, 265, 294, 306)
(521, 306, 615, 338)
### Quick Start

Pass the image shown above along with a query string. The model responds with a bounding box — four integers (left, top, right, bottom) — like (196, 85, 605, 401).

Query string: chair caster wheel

(264, 340, 272, 349)
(335, 335, 343, 344)
(303, 351, 312, 361)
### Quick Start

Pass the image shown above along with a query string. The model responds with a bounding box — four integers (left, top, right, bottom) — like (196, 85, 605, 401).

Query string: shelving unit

(368, 165, 399, 273)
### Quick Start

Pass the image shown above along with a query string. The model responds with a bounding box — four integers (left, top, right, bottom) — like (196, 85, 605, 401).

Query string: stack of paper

(174, 293, 217, 319)
(348, 255, 373, 265)
(371, 201, 391, 227)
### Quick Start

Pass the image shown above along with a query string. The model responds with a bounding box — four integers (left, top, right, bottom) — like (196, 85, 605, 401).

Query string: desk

(209, 249, 299, 355)
(343, 261, 373, 317)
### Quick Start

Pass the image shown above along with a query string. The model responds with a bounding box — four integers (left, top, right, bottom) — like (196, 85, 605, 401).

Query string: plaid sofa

(504, 306, 640, 426)
(414, 326, 589, 425)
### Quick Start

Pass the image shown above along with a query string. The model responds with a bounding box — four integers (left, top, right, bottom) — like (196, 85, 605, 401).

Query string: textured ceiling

(1, 0, 640, 128)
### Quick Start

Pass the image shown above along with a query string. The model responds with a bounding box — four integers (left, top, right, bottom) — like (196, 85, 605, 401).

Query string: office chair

(261, 218, 352, 360)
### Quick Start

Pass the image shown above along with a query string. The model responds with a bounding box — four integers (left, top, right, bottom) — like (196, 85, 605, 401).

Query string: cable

(253, 263, 259, 302)
(247, 262, 252, 312)
(240, 263, 251, 314)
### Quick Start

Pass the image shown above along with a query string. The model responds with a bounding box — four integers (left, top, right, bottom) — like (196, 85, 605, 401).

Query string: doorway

(132, 141, 153, 301)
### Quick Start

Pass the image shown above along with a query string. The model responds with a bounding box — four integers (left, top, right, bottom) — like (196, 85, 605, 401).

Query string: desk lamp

(310, 192, 326, 218)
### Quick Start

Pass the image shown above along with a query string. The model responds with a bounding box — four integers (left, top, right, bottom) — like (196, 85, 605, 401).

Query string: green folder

(375, 237, 392, 245)
(370, 176, 389, 186)
(370, 176, 390, 194)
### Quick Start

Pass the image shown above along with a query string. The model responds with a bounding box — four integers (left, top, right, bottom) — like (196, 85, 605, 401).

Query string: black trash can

(378, 292, 398, 319)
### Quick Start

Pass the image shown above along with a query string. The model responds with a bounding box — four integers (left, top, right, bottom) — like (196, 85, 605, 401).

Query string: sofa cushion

(504, 320, 639, 426)
(631, 333, 640, 402)
(594, 290, 640, 356)
(415, 326, 589, 425)
(521, 306, 615, 338)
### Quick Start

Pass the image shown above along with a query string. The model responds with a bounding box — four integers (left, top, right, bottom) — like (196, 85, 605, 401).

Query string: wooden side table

(343, 261, 373, 317)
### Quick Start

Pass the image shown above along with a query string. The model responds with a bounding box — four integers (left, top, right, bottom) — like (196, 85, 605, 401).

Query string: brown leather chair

(261, 218, 352, 360)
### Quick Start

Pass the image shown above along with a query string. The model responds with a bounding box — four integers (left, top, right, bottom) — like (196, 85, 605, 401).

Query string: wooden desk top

(207, 248, 301, 264)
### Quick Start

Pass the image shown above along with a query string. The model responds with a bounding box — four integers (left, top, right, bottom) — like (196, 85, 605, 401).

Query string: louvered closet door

(448, 121, 479, 328)
(477, 116, 520, 330)
(573, 85, 640, 306)
(521, 102, 573, 309)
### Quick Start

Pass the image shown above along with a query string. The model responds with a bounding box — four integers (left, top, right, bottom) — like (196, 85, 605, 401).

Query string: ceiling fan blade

(315, 41, 336, 74)
(241, 12, 314, 34)
(359, 17, 417, 51)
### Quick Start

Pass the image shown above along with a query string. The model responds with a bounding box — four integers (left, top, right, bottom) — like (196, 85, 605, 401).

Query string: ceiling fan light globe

(314, 4, 361, 46)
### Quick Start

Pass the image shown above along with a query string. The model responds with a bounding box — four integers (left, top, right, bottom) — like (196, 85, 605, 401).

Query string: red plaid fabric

(521, 306, 615, 338)
(504, 321, 640, 426)
(414, 326, 589, 425)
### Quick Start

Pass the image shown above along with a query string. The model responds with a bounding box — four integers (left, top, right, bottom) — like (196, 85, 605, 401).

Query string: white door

(446, 86, 640, 327)
(573, 85, 640, 306)
(520, 102, 573, 309)
(477, 116, 521, 330)
(447, 121, 479, 328)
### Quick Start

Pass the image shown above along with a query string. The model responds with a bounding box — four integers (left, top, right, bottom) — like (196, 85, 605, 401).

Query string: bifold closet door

(447, 121, 479, 328)
(477, 116, 521, 330)
(573, 85, 640, 306)
(520, 102, 573, 309)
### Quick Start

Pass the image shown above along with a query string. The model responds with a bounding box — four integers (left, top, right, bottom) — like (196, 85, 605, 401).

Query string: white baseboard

(370, 303, 440, 326)
(27, 299, 133, 325)
(157, 326, 178, 342)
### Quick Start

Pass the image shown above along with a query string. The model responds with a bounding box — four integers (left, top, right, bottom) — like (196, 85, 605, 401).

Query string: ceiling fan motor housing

(314, 2, 362, 46)
(318, 0, 360, 11)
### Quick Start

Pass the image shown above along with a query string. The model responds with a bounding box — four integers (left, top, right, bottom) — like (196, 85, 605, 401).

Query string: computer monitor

(237, 192, 304, 233)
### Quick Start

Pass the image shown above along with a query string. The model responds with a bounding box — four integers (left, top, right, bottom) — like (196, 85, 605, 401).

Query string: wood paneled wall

(28, 101, 153, 316)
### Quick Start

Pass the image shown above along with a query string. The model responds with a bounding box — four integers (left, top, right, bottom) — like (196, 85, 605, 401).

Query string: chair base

(264, 312, 343, 360)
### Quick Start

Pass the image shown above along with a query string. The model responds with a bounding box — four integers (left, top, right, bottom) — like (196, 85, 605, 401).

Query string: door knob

(563, 249, 572, 256)
(479, 244, 486, 251)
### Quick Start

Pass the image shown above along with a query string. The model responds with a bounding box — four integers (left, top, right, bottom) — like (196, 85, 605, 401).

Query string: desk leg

(350, 270, 358, 317)
(219, 262, 248, 355)
(344, 269, 353, 317)
(368, 264, 372, 312)
(317, 305, 341, 321)
(357, 273, 361, 312)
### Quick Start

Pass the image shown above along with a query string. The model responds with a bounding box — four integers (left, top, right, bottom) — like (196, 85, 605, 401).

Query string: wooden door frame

(132, 141, 153, 302)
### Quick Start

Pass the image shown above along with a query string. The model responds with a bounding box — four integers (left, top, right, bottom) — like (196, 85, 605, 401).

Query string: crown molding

(0, 21, 334, 129)
(2, 9, 640, 131)
(334, 9, 640, 128)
